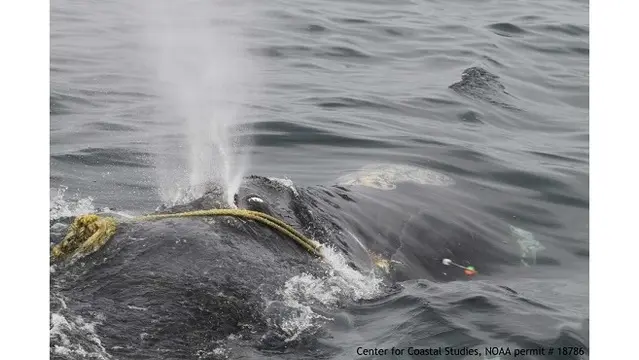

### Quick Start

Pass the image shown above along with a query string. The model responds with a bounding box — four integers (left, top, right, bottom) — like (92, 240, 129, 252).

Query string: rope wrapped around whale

(51, 209, 323, 260)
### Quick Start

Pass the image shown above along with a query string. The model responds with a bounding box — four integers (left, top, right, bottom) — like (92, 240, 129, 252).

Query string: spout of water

(135, 0, 260, 206)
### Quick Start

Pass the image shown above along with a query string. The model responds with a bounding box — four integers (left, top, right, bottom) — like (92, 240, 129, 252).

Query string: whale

(50, 166, 542, 359)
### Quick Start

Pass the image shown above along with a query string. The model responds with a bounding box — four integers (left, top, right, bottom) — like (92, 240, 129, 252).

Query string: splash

(288, 245, 383, 306)
(50, 296, 111, 360)
(271, 245, 384, 342)
(50, 186, 136, 222)
(50, 186, 95, 221)
(136, 0, 259, 206)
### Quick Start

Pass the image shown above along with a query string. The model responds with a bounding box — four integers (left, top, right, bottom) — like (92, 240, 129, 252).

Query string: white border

(0, 0, 631, 357)
(0, 1, 49, 358)
(591, 0, 638, 358)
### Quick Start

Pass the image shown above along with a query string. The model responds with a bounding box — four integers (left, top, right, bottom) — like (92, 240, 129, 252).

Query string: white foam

(280, 300, 330, 342)
(285, 245, 382, 304)
(50, 304, 111, 359)
(273, 245, 383, 341)
(196, 347, 229, 360)
(212, 347, 228, 356)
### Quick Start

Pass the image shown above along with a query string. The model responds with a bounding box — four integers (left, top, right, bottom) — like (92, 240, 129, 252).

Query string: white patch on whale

(268, 177, 299, 196)
(247, 196, 264, 203)
(336, 163, 455, 190)
(509, 224, 545, 266)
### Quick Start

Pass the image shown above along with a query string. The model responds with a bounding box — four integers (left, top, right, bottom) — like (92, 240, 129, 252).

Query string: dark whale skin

(50, 175, 529, 359)
(50, 176, 330, 359)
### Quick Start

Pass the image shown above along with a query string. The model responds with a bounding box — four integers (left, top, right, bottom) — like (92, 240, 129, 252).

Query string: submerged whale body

(50, 172, 535, 359)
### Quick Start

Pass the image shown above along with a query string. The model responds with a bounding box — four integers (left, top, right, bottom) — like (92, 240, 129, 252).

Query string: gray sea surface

(50, 0, 588, 359)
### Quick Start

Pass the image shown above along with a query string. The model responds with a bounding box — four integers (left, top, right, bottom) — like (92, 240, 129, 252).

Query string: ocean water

(50, 0, 588, 359)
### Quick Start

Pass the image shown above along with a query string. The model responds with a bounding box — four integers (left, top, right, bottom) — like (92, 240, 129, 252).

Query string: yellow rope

(52, 209, 323, 260)
(51, 214, 117, 259)
(136, 209, 322, 257)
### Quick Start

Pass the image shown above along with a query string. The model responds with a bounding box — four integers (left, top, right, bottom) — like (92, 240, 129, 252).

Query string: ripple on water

(51, 148, 152, 169)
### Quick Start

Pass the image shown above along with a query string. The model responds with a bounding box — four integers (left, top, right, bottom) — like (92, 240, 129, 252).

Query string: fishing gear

(442, 258, 477, 277)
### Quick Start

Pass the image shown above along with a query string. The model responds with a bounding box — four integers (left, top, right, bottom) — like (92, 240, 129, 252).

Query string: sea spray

(135, 0, 259, 206)
(50, 186, 95, 221)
